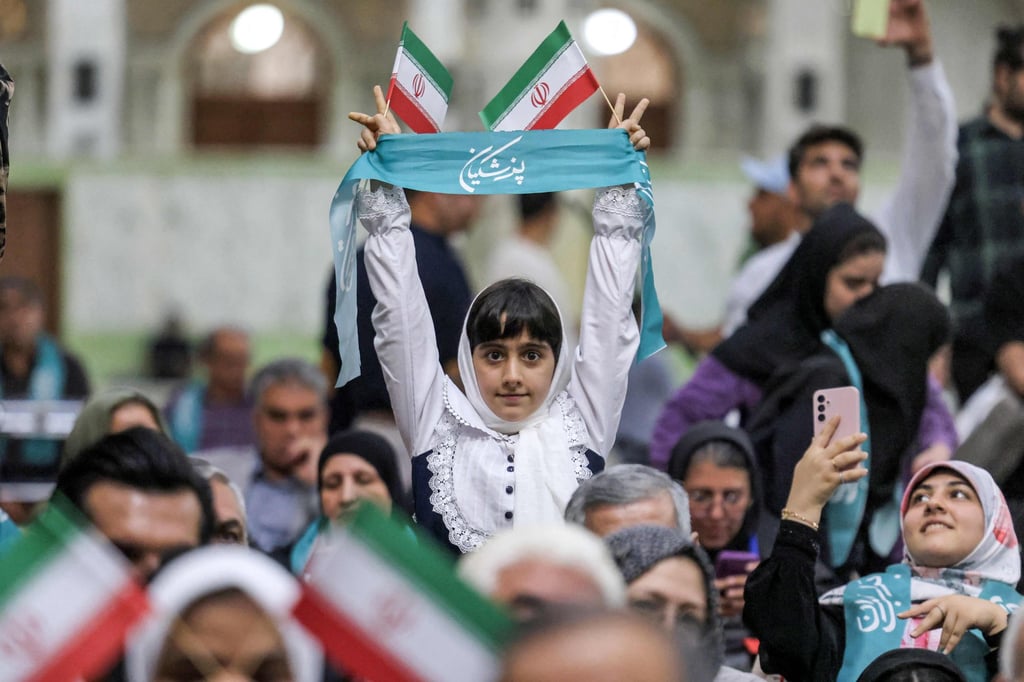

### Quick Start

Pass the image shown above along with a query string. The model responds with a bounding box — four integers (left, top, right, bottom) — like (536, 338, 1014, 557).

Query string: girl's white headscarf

(126, 546, 322, 682)
(457, 280, 578, 524)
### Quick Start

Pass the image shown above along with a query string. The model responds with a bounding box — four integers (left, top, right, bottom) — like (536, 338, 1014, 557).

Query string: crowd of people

(2, 1, 1024, 680)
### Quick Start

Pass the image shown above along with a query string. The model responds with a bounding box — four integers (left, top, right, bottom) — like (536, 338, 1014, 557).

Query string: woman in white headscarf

(126, 546, 321, 682)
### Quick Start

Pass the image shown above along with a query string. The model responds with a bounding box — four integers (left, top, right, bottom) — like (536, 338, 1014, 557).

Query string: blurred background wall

(0, 0, 1020, 386)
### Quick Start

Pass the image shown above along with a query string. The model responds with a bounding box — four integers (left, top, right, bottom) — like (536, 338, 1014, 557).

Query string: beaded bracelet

(780, 508, 819, 531)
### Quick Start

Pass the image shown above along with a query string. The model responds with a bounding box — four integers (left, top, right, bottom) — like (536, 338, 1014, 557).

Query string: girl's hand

(899, 595, 1009, 653)
(608, 93, 651, 151)
(783, 416, 868, 523)
(348, 85, 402, 153)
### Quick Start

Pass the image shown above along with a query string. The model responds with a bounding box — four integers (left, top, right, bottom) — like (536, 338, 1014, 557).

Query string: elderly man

(458, 524, 625, 622)
(166, 326, 254, 454)
(191, 458, 248, 546)
(501, 609, 692, 682)
(211, 358, 328, 555)
(564, 464, 691, 538)
(53, 427, 214, 582)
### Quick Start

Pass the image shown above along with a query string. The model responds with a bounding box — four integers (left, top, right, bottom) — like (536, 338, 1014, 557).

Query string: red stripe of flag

(529, 68, 599, 130)
(26, 582, 148, 682)
(293, 585, 424, 682)
(387, 80, 439, 134)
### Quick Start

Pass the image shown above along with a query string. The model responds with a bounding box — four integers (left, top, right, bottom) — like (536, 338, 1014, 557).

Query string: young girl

(350, 87, 651, 553)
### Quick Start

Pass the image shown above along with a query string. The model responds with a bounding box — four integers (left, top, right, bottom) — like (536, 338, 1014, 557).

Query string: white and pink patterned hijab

(899, 460, 1020, 595)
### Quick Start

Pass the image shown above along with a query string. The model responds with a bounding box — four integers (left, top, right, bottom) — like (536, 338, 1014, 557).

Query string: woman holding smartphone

(668, 421, 764, 670)
(744, 422, 1021, 682)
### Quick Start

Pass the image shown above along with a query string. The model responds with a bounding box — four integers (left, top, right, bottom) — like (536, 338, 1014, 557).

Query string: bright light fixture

(230, 4, 285, 54)
(583, 8, 637, 56)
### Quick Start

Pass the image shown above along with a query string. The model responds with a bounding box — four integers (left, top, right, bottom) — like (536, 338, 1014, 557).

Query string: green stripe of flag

(480, 21, 573, 129)
(0, 497, 87, 607)
(347, 505, 512, 649)
(401, 22, 453, 100)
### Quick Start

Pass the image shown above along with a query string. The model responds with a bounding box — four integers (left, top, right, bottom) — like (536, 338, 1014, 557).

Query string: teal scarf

(328, 128, 664, 386)
(837, 564, 1020, 682)
(168, 382, 205, 454)
(821, 330, 903, 567)
(0, 335, 66, 462)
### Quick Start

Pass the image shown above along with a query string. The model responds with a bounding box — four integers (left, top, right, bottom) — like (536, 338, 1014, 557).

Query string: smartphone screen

(812, 386, 861, 445)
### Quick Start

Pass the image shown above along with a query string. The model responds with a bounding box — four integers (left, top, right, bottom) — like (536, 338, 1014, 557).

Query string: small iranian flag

(0, 499, 149, 682)
(293, 506, 512, 682)
(480, 20, 600, 131)
(386, 22, 454, 134)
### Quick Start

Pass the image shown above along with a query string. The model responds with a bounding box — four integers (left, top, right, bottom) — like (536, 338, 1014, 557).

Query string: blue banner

(329, 128, 665, 386)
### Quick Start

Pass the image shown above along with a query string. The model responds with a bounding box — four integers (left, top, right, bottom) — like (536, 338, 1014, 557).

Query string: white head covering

(126, 546, 322, 682)
(457, 279, 579, 523)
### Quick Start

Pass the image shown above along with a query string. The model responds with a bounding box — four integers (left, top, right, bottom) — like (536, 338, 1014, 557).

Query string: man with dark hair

(922, 24, 1024, 403)
(165, 325, 254, 454)
(726, 0, 956, 332)
(53, 427, 214, 581)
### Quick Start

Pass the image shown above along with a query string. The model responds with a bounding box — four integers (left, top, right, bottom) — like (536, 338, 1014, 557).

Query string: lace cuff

(356, 183, 410, 234)
(593, 185, 645, 239)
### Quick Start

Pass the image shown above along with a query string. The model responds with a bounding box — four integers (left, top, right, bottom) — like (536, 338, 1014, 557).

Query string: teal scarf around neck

(327, 128, 665, 386)
(0, 335, 67, 462)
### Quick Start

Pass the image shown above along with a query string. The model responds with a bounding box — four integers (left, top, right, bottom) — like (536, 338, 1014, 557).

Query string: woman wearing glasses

(668, 421, 764, 671)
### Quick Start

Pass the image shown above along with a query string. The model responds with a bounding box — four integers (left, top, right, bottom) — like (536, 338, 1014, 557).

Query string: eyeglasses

(687, 488, 749, 514)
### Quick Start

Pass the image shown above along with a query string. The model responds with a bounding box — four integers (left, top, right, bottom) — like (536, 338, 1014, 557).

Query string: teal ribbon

(821, 329, 872, 568)
(837, 564, 1019, 682)
(0, 335, 66, 463)
(328, 128, 665, 386)
(168, 382, 205, 454)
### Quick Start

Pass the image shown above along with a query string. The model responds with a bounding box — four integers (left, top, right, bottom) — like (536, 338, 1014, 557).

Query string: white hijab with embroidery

(457, 280, 578, 525)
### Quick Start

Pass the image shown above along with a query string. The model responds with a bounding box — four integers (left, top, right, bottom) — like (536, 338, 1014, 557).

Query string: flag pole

(599, 85, 623, 126)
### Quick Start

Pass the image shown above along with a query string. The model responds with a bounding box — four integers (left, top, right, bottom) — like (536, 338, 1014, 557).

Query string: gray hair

(458, 524, 626, 608)
(564, 464, 691, 538)
(248, 357, 326, 405)
(190, 458, 248, 541)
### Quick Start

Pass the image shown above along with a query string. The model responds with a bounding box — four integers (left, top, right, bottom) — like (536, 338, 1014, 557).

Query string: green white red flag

(0, 498, 149, 682)
(292, 505, 512, 682)
(386, 22, 454, 134)
(480, 20, 600, 131)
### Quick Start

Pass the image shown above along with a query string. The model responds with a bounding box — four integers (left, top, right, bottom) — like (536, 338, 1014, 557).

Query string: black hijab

(317, 429, 405, 512)
(834, 282, 950, 496)
(667, 421, 762, 556)
(856, 647, 966, 682)
(713, 202, 885, 386)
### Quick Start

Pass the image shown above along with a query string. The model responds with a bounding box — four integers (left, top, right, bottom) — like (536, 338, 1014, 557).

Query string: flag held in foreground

(293, 505, 513, 682)
(387, 22, 454, 134)
(0, 498, 149, 682)
(480, 20, 600, 132)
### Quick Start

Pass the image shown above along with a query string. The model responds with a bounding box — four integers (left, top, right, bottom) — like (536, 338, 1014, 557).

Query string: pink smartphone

(812, 386, 861, 445)
(715, 550, 758, 579)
